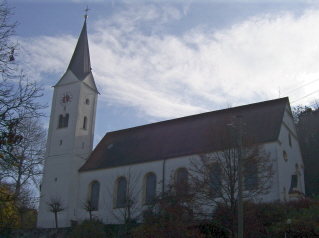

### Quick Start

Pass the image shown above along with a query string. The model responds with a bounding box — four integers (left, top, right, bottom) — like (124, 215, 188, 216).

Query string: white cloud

(17, 4, 319, 121)
(17, 35, 76, 81)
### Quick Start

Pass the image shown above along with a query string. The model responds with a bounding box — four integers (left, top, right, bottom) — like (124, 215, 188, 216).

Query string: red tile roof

(79, 97, 288, 172)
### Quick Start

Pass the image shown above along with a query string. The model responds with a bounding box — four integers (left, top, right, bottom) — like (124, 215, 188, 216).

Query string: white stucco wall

(276, 107, 305, 201)
(77, 156, 196, 223)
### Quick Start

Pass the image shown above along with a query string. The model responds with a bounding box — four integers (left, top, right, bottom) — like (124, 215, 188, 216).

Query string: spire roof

(68, 19, 91, 81)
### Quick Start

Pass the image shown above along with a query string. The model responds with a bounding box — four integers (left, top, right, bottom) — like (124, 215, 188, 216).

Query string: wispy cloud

(17, 3, 319, 121)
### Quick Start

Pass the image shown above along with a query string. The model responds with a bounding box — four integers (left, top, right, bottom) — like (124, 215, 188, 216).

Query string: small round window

(85, 99, 90, 105)
(283, 151, 288, 162)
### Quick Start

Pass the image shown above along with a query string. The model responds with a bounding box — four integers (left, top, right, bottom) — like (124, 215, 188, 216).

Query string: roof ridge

(107, 97, 289, 135)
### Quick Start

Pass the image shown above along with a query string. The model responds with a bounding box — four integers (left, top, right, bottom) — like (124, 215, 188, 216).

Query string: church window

(209, 163, 222, 197)
(59, 140, 62, 145)
(283, 187, 287, 202)
(244, 160, 258, 190)
(116, 177, 127, 208)
(145, 173, 156, 205)
(58, 114, 69, 128)
(283, 151, 288, 162)
(64, 114, 69, 127)
(86, 99, 90, 105)
(58, 115, 64, 128)
(176, 168, 188, 195)
(288, 134, 292, 147)
(83, 116, 87, 130)
(289, 164, 302, 194)
(90, 181, 100, 211)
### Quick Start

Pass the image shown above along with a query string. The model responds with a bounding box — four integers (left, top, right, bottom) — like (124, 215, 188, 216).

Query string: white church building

(37, 17, 305, 228)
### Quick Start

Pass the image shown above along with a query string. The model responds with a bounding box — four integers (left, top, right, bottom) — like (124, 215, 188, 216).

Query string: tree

(293, 105, 319, 197)
(134, 178, 206, 237)
(189, 117, 274, 233)
(46, 196, 65, 228)
(0, 118, 46, 198)
(0, 1, 46, 231)
(83, 200, 95, 221)
(0, 1, 46, 170)
(106, 167, 142, 225)
(0, 1, 18, 78)
(0, 183, 19, 232)
(14, 185, 38, 229)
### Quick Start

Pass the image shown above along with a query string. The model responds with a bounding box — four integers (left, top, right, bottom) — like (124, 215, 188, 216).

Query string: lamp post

(285, 219, 291, 238)
(237, 115, 243, 238)
(227, 115, 244, 238)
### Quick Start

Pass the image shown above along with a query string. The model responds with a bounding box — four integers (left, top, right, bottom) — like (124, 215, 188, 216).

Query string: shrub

(212, 199, 319, 237)
(69, 219, 107, 238)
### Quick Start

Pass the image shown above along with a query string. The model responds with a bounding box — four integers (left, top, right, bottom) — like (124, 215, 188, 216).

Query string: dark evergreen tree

(293, 105, 319, 197)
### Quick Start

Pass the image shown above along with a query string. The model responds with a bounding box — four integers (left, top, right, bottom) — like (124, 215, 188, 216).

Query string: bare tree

(15, 185, 37, 228)
(0, 1, 46, 168)
(0, 118, 46, 198)
(137, 178, 203, 237)
(0, 1, 19, 78)
(105, 167, 142, 225)
(189, 118, 274, 216)
(46, 197, 65, 228)
(0, 1, 45, 230)
(83, 200, 95, 221)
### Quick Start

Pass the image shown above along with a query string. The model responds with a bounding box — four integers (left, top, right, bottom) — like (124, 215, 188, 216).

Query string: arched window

(58, 115, 64, 128)
(283, 187, 287, 202)
(83, 116, 87, 130)
(58, 114, 69, 128)
(90, 181, 100, 210)
(64, 113, 69, 127)
(117, 177, 127, 208)
(86, 99, 90, 105)
(244, 160, 258, 190)
(145, 173, 156, 205)
(283, 151, 288, 162)
(176, 168, 188, 195)
(288, 134, 292, 147)
(209, 164, 222, 197)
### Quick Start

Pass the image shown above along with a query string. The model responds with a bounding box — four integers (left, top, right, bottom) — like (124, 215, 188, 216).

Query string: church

(37, 16, 305, 228)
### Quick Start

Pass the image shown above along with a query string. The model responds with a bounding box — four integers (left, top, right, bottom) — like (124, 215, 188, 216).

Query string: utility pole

(237, 115, 243, 238)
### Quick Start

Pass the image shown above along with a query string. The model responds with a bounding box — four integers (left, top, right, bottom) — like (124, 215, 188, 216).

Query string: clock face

(60, 92, 73, 107)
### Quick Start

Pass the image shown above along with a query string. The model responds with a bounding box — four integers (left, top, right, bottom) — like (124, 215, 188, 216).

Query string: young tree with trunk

(83, 200, 95, 221)
(46, 197, 65, 228)
(106, 167, 142, 225)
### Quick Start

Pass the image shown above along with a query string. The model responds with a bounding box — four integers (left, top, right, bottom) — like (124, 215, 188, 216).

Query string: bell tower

(37, 14, 98, 228)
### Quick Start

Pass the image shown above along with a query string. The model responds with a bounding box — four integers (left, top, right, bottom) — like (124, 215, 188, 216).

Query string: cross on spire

(84, 6, 90, 18)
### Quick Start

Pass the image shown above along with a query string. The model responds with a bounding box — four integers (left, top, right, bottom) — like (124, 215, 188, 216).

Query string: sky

(9, 0, 319, 146)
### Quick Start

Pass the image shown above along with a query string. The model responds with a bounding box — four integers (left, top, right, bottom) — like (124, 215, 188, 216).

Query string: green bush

(69, 219, 107, 238)
(212, 199, 319, 237)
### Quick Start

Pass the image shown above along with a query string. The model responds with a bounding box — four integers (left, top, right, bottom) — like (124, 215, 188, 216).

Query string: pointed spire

(68, 18, 91, 81)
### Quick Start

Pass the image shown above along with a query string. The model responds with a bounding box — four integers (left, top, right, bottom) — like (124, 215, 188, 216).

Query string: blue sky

(10, 0, 319, 146)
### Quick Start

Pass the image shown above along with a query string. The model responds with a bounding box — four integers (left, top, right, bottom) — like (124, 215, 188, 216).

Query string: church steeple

(37, 12, 99, 228)
(67, 18, 91, 81)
